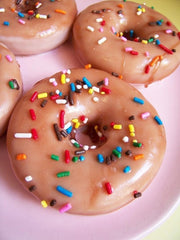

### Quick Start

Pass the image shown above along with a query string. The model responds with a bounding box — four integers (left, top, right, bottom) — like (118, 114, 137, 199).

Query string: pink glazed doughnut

(0, 42, 22, 136)
(73, 1, 180, 85)
(0, 0, 77, 55)
(7, 68, 166, 215)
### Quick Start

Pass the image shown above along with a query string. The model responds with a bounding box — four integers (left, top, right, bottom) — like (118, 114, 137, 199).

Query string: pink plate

(0, 1, 180, 239)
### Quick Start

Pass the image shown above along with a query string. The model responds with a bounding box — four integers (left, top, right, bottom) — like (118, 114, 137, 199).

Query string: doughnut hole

(75, 120, 107, 148)
(15, 0, 37, 13)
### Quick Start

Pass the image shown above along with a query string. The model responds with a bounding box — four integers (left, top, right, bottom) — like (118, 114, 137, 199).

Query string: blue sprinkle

(56, 185, 73, 197)
(97, 154, 104, 163)
(123, 166, 131, 173)
(18, 12, 25, 18)
(154, 115, 163, 125)
(3, 21, 10, 26)
(156, 20, 162, 26)
(66, 126, 72, 134)
(133, 97, 144, 105)
(59, 91, 63, 96)
(82, 77, 92, 88)
(70, 83, 76, 92)
(79, 155, 85, 161)
(116, 146, 122, 153)
(130, 30, 134, 38)
(155, 39, 161, 45)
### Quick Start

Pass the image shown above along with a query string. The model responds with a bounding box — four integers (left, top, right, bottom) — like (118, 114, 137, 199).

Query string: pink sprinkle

(125, 47, 133, 52)
(18, 19, 26, 24)
(145, 51, 149, 57)
(165, 29, 173, 34)
(59, 203, 72, 213)
(99, 27, 104, 32)
(120, 36, 127, 42)
(141, 112, 150, 119)
(6, 55, 13, 62)
(104, 77, 109, 86)
(52, 80, 58, 86)
(111, 26, 116, 33)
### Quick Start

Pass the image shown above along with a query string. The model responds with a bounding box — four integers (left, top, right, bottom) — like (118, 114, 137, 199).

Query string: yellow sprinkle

(61, 73, 66, 84)
(35, 13, 40, 18)
(142, 40, 148, 44)
(16, 154, 27, 161)
(72, 118, 79, 123)
(130, 132, 135, 137)
(113, 124, 122, 130)
(41, 200, 48, 208)
(133, 139, 138, 143)
(88, 88, 94, 94)
(75, 122, 80, 129)
(38, 92, 48, 99)
(120, 32, 123, 37)
(128, 124, 135, 133)
(55, 9, 66, 14)
(142, 8, 146, 13)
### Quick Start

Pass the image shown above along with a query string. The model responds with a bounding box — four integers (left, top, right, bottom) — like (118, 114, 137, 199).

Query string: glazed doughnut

(73, 1, 180, 85)
(7, 68, 166, 215)
(0, 42, 22, 136)
(0, 0, 77, 55)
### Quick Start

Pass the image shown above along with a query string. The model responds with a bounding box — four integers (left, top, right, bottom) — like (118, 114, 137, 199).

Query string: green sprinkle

(133, 142, 142, 147)
(72, 156, 79, 162)
(8, 81, 15, 89)
(151, 6, 154, 9)
(56, 171, 70, 178)
(73, 142, 80, 148)
(51, 154, 59, 161)
(112, 149, 121, 158)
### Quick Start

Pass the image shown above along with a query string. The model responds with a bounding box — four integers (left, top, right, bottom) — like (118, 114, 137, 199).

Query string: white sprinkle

(154, 34, 159, 39)
(64, 122, 72, 130)
(122, 136, 129, 143)
(83, 145, 89, 151)
(70, 139, 76, 144)
(25, 176, 33, 182)
(90, 145, 96, 149)
(98, 36, 107, 45)
(83, 84, 88, 89)
(36, 2, 42, 8)
(67, 69, 71, 74)
(39, 14, 47, 19)
(83, 117, 88, 124)
(0, 8, 5, 12)
(49, 78, 56, 83)
(76, 85, 82, 90)
(55, 99, 67, 104)
(92, 86, 100, 93)
(93, 97, 99, 102)
(96, 18, 103, 23)
(66, 78, 70, 83)
(14, 133, 32, 139)
(87, 26, 94, 32)
(137, 11, 142, 16)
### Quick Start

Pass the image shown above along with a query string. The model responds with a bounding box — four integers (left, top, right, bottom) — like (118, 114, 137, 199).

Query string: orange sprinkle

(118, 4, 124, 8)
(149, 56, 163, 67)
(85, 64, 92, 69)
(16, 154, 27, 161)
(55, 9, 67, 14)
(11, 8, 16, 12)
(133, 154, 144, 160)
(118, 75, 123, 80)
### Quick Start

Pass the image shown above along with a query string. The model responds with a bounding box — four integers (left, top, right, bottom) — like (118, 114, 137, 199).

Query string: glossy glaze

(7, 68, 166, 215)
(73, 1, 180, 85)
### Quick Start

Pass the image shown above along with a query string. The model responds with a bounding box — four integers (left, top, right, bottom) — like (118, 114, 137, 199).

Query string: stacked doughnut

(1, 1, 180, 215)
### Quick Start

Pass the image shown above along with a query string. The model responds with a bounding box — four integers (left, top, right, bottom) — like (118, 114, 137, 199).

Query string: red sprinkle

(30, 91, 38, 102)
(65, 150, 70, 164)
(50, 94, 59, 100)
(105, 182, 113, 194)
(31, 128, 38, 140)
(166, 21, 172, 26)
(130, 50, 139, 55)
(101, 20, 106, 26)
(145, 65, 150, 74)
(101, 87, 111, 94)
(159, 44, 173, 54)
(60, 110, 65, 128)
(29, 109, 36, 120)
(80, 115, 86, 122)
(178, 32, 180, 40)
